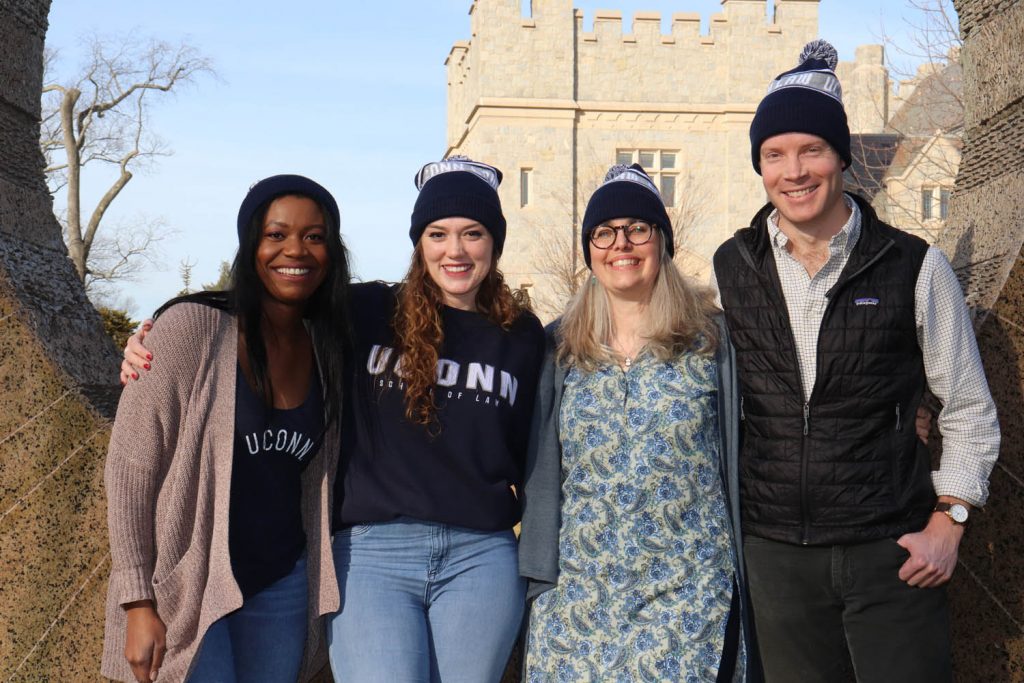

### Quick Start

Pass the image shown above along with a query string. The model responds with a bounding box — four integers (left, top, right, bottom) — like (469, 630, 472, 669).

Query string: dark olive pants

(744, 535, 953, 683)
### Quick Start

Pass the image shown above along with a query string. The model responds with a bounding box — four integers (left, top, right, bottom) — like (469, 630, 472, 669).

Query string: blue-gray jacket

(517, 317, 761, 679)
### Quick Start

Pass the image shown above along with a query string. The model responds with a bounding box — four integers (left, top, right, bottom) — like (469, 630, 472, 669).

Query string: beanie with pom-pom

(580, 163, 673, 269)
(749, 39, 851, 174)
(409, 155, 507, 254)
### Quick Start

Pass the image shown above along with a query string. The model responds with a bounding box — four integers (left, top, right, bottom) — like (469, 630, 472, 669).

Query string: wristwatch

(934, 502, 969, 525)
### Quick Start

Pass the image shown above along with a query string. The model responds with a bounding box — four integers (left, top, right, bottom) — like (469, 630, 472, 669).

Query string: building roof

(845, 133, 901, 200)
(887, 60, 964, 136)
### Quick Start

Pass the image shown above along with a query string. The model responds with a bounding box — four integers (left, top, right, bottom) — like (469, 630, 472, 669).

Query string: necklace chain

(606, 337, 643, 370)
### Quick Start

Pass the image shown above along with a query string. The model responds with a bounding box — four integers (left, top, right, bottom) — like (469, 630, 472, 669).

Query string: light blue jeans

(326, 518, 525, 682)
(188, 555, 307, 682)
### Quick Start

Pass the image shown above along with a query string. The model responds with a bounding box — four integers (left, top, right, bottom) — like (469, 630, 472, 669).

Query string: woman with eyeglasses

(518, 164, 757, 681)
(121, 158, 544, 681)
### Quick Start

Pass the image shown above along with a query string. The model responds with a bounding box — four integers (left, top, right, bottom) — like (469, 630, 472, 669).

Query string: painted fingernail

(146, 354, 153, 361)
(144, 363, 151, 370)
(132, 372, 139, 380)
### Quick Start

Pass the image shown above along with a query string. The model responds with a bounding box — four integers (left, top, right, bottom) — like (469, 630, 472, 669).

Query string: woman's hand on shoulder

(120, 320, 154, 386)
(123, 600, 166, 682)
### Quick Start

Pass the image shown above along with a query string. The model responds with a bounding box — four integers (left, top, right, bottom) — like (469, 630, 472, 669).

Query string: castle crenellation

(452, 1, 820, 54)
(448, 0, 824, 145)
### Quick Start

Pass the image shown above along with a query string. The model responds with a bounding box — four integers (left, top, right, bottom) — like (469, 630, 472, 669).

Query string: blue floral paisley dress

(525, 348, 743, 683)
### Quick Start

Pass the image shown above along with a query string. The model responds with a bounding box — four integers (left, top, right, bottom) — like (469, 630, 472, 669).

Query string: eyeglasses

(589, 222, 655, 249)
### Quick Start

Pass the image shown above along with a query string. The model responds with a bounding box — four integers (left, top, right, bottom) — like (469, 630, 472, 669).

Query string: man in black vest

(713, 40, 1000, 682)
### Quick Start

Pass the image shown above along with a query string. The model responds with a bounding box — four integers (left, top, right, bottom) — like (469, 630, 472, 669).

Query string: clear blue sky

(44, 0, 952, 317)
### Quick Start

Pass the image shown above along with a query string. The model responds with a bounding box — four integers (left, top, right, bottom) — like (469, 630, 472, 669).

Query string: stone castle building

(444, 0, 945, 316)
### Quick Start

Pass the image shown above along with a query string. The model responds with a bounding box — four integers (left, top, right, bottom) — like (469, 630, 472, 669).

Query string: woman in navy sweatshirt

(325, 157, 543, 681)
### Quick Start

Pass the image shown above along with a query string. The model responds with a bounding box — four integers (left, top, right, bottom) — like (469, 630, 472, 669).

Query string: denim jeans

(744, 535, 952, 683)
(188, 555, 307, 682)
(326, 518, 525, 682)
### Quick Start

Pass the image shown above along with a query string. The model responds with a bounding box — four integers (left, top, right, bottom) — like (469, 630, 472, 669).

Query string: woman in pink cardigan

(102, 175, 351, 682)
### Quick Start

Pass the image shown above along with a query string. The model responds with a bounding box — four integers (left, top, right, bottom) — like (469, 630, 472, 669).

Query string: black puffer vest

(713, 195, 934, 545)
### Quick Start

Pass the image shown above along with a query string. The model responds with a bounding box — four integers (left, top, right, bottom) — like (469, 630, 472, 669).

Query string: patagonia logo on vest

(855, 297, 880, 306)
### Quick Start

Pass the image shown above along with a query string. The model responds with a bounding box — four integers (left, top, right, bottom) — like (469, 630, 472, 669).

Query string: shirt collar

(768, 193, 860, 255)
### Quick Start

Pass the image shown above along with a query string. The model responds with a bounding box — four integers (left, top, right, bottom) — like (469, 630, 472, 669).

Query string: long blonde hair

(556, 247, 719, 370)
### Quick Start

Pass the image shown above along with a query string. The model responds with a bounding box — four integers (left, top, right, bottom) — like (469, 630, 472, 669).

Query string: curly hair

(392, 245, 525, 429)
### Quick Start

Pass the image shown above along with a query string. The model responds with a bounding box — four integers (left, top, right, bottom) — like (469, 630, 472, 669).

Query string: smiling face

(255, 195, 330, 308)
(419, 216, 494, 311)
(589, 217, 662, 302)
(759, 132, 850, 236)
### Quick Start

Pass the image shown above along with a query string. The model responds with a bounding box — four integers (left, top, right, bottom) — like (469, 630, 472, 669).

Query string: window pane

(639, 151, 655, 169)
(661, 152, 676, 169)
(921, 188, 933, 220)
(660, 175, 676, 206)
(520, 169, 530, 207)
(616, 151, 633, 166)
(940, 189, 950, 219)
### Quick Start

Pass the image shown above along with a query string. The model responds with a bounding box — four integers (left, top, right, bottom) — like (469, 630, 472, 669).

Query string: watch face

(949, 504, 969, 524)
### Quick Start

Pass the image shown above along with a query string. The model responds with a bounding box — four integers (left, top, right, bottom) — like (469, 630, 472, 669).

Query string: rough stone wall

(0, 0, 122, 679)
(941, 0, 1024, 679)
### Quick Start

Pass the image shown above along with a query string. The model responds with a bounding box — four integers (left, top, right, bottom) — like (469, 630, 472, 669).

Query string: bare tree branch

(84, 216, 174, 295)
(39, 34, 213, 284)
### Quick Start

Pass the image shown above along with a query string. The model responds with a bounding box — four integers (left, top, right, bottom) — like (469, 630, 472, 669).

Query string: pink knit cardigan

(101, 303, 340, 681)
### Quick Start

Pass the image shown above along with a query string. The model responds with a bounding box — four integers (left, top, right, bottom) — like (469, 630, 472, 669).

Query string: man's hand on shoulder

(896, 498, 968, 588)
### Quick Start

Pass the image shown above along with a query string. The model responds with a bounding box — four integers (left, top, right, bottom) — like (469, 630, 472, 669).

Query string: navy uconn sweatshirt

(333, 281, 544, 532)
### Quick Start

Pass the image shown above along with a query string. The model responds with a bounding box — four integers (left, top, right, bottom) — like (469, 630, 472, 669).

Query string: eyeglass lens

(590, 222, 653, 248)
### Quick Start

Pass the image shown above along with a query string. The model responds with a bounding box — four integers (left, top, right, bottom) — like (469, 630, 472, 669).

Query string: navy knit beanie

(749, 39, 851, 174)
(409, 156, 507, 254)
(580, 163, 674, 269)
(237, 174, 340, 242)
